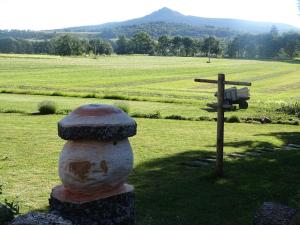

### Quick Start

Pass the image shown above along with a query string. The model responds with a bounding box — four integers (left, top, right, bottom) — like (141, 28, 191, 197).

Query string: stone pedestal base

(49, 184, 135, 225)
(254, 202, 299, 225)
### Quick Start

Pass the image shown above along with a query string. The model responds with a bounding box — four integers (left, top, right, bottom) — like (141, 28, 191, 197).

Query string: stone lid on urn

(58, 104, 137, 141)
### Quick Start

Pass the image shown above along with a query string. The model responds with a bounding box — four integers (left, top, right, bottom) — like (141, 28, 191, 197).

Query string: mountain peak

(159, 7, 171, 10)
(156, 7, 176, 13)
(56, 7, 299, 35)
(149, 7, 184, 18)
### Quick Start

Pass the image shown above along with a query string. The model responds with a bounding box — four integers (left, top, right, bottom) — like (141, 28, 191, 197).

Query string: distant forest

(0, 27, 299, 59)
(65, 22, 239, 39)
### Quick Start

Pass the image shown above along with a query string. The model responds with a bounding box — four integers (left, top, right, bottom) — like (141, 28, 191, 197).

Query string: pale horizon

(1, 0, 300, 31)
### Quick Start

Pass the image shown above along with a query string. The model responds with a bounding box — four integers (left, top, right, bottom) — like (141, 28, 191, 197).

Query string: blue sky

(1, 0, 299, 30)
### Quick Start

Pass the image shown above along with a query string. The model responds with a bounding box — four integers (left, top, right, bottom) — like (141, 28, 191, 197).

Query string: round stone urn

(59, 139, 133, 194)
(49, 104, 137, 225)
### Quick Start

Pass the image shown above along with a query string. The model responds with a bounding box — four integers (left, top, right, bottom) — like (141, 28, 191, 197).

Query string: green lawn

(0, 54, 300, 224)
(0, 54, 299, 103)
(0, 113, 300, 225)
(1, 54, 299, 122)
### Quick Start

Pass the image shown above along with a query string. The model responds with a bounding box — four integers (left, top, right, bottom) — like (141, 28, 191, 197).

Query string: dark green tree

(227, 34, 258, 58)
(202, 36, 221, 57)
(227, 37, 241, 58)
(171, 36, 183, 56)
(32, 41, 53, 54)
(0, 38, 18, 53)
(182, 37, 194, 56)
(193, 39, 203, 56)
(115, 36, 129, 54)
(257, 33, 280, 58)
(129, 32, 155, 55)
(70, 39, 85, 56)
(157, 35, 171, 56)
(53, 34, 86, 56)
(97, 40, 113, 55)
(281, 32, 300, 58)
(54, 35, 74, 56)
(89, 39, 112, 55)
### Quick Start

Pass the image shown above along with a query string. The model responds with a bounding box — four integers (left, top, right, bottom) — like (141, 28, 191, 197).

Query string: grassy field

(0, 54, 300, 225)
(1, 114, 300, 225)
(0, 54, 299, 102)
(0, 54, 300, 121)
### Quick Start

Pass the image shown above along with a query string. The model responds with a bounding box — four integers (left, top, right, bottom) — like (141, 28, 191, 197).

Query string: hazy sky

(1, 0, 300, 30)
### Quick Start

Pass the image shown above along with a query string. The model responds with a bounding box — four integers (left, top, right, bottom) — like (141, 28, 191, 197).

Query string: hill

(56, 7, 299, 37)
(97, 22, 238, 39)
(1, 7, 299, 40)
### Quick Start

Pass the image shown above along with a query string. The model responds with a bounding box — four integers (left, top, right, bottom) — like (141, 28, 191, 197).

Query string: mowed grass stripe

(0, 54, 299, 224)
(0, 55, 299, 100)
(0, 114, 299, 225)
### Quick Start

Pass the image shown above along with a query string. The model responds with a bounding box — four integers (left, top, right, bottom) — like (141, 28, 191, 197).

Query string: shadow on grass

(26, 112, 43, 116)
(33, 132, 300, 225)
(223, 132, 300, 150)
(202, 107, 218, 112)
(202, 107, 240, 113)
(131, 132, 300, 225)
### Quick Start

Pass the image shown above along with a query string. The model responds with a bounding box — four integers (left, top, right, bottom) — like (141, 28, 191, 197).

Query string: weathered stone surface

(9, 212, 72, 225)
(253, 202, 297, 225)
(58, 125, 136, 141)
(49, 190, 135, 225)
(53, 104, 136, 225)
(51, 184, 133, 204)
(0, 203, 14, 224)
(58, 104, 137, 141)
(59, 140, 133, 194)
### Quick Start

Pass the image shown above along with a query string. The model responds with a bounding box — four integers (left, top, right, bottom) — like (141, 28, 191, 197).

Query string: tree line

(0, 33, 222, 57)
(0, 28, 299, 59)
(114, 33, 221, 57)
(228, 27, 300, 59)
(0, 35, 113, 55)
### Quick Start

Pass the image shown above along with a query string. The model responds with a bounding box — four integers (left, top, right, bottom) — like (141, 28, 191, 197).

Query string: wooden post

(216, 73, 225, 177)
(194, 75, 251, 177)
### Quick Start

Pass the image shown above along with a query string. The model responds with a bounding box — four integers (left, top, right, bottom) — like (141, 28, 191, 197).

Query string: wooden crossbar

(194, 78, 251, 86)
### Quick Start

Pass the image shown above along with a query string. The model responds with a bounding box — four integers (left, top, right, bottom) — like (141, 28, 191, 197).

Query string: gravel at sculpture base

(9, 212, 72, 225)
(0, 203, 14, 224)
(253, 202, 298, 225)
(49, 190, 135, 225)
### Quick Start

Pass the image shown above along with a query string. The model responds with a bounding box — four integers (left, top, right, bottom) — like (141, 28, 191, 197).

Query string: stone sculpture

(49, 104, 137, 225)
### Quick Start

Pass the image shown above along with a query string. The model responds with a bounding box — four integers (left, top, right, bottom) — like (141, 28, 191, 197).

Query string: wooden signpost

(195, 73, 251, 177)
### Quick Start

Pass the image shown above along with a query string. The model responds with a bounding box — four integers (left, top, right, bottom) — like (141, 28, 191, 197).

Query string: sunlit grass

(0, 114, 300, 225)
(0, 55, 299, 103)
(1, 54, 300, 224)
